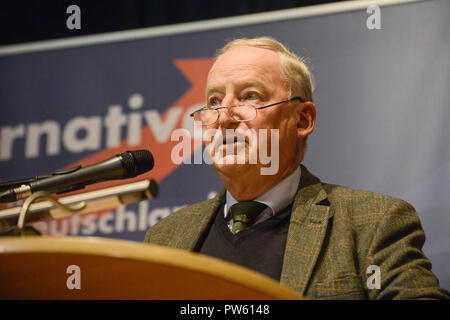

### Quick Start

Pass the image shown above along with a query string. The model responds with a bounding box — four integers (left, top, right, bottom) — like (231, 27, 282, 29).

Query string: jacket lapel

(280, 165, 333, 296)
(171, 188, 226, 251)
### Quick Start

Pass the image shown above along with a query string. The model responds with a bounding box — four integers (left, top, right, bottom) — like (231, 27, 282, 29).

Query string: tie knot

(230, 201, 267, 234)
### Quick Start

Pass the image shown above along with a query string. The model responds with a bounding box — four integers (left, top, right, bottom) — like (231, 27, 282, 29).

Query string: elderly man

(144, 37, 449, 299)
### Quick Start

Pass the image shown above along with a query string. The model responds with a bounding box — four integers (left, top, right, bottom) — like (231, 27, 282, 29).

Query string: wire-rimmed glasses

(190, 97, 304, 126)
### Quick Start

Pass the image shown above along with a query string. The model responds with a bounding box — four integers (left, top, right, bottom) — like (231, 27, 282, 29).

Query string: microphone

(0, 150, 154, 203)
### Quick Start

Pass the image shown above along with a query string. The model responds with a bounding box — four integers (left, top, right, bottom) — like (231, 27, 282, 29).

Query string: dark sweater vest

(196, 202, 292, 281)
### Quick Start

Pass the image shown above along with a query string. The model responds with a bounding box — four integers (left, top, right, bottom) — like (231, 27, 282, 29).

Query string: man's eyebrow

(205, 85, 221, 96)
(206, 79, 271, 96)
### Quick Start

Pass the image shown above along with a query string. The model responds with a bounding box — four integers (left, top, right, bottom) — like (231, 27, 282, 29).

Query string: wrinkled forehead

(206, 46, 286, 92)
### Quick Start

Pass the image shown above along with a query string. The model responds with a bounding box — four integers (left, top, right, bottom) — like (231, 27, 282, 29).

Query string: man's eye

(244, 93, 258, 100)
(209, 98, 220, 106)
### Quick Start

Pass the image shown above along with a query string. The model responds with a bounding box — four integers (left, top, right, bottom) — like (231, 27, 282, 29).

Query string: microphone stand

(0, 179, 158, 236)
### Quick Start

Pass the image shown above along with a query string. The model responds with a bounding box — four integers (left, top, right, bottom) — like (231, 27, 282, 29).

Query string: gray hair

(217, 36, 314, 102)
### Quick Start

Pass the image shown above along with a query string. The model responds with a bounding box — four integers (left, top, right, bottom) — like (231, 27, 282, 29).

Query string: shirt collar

(225, 166, 301, 218)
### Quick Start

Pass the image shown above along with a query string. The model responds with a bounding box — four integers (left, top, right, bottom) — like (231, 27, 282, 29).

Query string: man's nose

(217, 100, 238, 127)
(217, 107, 235, 126)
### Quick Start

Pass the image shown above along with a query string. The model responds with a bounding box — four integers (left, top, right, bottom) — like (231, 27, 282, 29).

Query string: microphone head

(131, 149, 154, 174)
(120, 150, 154, 178)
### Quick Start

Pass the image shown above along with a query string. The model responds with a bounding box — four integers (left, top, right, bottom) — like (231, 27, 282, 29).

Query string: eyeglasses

(190, 96, 304, 126)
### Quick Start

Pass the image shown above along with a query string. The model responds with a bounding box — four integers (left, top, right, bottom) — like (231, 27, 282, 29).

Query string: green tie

(230, 201, 267, 234)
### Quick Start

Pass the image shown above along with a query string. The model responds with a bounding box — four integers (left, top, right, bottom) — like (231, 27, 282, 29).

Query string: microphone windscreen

(118, 150, 154, 178)
(130, 150, 154, 175)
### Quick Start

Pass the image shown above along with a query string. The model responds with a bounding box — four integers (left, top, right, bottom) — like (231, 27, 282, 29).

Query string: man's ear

(297, 101, 316, 139)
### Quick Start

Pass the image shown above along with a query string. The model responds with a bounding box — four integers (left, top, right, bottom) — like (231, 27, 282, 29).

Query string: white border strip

(0, 0, 418, 56)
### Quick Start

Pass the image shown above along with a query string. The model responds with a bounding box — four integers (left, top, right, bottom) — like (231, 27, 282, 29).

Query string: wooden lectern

(0, 236, 303, 299)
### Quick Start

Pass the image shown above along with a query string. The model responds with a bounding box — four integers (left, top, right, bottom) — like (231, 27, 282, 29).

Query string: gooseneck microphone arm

(0, 150, 154, 203)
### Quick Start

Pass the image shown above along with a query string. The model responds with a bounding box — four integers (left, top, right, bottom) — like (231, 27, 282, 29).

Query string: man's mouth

(222, 137, 248, 145)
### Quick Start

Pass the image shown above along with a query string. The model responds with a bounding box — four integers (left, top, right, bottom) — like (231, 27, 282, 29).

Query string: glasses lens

(194, 109, 218, 125)
(230, 105, 257, 121)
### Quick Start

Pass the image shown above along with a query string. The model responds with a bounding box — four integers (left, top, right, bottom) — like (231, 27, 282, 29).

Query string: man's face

(205, 45, 303, 180)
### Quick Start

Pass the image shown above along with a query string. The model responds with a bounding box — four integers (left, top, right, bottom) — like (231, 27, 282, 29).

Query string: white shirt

(224, 166, 301, 230)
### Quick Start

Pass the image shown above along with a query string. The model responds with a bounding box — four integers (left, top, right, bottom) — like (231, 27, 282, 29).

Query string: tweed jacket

(144, 165, 449, 299)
